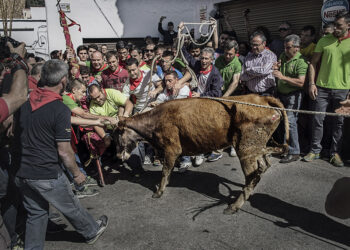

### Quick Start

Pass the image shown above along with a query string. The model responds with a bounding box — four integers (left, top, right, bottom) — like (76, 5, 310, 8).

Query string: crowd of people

(0, 11, 349, 250)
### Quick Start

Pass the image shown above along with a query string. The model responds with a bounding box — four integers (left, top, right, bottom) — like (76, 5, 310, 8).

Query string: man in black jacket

(158, 16, 178, 45)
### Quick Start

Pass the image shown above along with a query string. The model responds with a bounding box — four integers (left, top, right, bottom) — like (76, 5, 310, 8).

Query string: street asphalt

(45, 153, 350, 250)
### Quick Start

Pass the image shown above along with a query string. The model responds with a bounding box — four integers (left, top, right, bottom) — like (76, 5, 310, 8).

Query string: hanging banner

(321, 0, 349, 23)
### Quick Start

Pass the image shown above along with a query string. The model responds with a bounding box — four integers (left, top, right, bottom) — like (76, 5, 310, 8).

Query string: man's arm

(57, 141, 85, 184)
(308, 52, 322, 100)
(71, 106, 117, 125)
(273, 70, 306, 88)
(119, 99, 133, 117)
(71, 116, 109, 127)
(245, 55, 276, 76)
(223, 73, 240, 97)
(158, 16, 166, 35)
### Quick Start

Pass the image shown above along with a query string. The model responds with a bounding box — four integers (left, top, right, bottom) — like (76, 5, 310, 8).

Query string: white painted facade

(1, 0, 228, 59)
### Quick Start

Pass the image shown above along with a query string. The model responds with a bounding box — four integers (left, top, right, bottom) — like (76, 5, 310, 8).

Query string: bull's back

(152, 96, 281, 155)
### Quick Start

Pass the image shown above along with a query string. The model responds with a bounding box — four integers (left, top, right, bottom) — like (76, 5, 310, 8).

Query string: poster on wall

(321, 0, 349, 23)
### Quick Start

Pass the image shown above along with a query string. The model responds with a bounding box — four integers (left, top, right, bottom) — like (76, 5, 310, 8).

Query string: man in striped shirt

(240, 32, 277, 96)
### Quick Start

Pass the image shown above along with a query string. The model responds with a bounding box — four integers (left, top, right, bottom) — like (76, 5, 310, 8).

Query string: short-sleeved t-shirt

(277, 52, 309, 94)
(215, 55, 242, 93)
(14, 100, 71, 179)
(314, 34, 350, 89)
(101, 67, 129, 92)
(62, 95, 79, 111)
(89, 88, 127, 118)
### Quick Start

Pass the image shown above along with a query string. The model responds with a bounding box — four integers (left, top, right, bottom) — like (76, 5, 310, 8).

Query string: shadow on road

(112, 166, 244, 219)
(249, 193, 350, 247)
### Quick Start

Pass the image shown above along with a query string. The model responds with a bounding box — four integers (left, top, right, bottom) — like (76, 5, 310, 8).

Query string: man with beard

(304, 13, 350, 167)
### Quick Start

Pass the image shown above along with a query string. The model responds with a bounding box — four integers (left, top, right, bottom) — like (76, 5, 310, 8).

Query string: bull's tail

(266, 97, 289, 154)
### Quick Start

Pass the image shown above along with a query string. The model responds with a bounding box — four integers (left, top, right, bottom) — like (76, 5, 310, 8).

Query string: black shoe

(279, 154, 299, 163)
(86, 215, 109, 244)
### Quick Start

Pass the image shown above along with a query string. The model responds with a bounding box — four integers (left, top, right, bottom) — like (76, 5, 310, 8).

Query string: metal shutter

(218, 0, 323, 42)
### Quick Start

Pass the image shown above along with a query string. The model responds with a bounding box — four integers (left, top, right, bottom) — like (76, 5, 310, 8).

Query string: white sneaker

(144, 155, 152, 165)
(178, 161, 192, 173)
(230, 147, 237, 157)
(194, 155, 204, 166)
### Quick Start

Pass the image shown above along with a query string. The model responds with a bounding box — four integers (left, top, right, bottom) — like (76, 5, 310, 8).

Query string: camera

(0, 36, 21, 60)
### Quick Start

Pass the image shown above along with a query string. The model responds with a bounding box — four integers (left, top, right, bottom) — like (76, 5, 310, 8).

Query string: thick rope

(139, 20, 217, 113)
(200, 96, 350, 118)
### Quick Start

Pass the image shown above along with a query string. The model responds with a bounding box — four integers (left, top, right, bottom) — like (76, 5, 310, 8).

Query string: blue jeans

(126, 142, 145, 174)
(15, 172, 99, 250)
(279, 91, 302, 155)
(310, 87, 348, 155)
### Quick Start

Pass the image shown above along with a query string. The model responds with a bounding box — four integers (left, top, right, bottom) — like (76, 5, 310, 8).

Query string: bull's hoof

(152, 192, 163, 198)
(223, 206, 239, 215)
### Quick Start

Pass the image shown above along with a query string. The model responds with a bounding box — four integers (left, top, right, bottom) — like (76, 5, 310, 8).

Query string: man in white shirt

(123, 58, 160, 113)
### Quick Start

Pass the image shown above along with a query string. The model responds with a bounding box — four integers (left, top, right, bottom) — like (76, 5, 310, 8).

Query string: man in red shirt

(101, 51, 128, 92)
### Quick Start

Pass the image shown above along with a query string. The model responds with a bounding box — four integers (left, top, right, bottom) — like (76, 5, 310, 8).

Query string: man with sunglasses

(273, 34, 308, 163)
(270, 21, 292, 58)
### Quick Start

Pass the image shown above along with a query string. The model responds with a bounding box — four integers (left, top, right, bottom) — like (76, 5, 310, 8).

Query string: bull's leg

(223, 154, 264, 215)
(152, 153, 177, 198)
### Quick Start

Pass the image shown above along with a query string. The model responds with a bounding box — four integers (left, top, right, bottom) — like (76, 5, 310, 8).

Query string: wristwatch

(10, 53, 29, 74)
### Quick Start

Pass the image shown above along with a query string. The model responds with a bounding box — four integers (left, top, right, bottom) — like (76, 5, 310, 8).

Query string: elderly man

(304, 13, 350, 167)
(273, 34, 308, 163)
(90, 51, 108, 77)
(13, 60, 108, 249)
(158, 16, 177, 45)
(240, 32, 277, 96)
(101, 51, 129, 92)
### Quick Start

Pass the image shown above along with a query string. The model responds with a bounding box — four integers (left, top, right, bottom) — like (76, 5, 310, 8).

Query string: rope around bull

(200, 96, 350, 118)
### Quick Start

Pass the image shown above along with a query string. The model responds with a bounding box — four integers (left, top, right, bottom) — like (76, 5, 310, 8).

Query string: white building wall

(1, 0, 227, 58)
(117, 0, 227, 39)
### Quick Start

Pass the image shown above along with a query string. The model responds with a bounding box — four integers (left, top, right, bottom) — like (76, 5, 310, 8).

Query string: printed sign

(321, 0, 349, 23)
(59, 3, 71, 13)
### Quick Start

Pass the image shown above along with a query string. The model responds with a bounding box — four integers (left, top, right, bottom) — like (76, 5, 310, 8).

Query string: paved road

(45, 153, 350, 250)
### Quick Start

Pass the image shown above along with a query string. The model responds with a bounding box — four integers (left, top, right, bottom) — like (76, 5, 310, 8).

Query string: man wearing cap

(158, 16, 178, 45)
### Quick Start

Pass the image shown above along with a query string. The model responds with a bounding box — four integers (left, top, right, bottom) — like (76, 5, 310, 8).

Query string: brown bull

(114, 94, 289, 214)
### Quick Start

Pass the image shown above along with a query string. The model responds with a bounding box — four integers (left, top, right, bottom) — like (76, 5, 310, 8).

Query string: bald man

(90, 51, 108, 77)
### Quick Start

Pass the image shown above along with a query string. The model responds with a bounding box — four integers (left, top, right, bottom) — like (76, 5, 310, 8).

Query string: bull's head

(113, 117, 143, 161)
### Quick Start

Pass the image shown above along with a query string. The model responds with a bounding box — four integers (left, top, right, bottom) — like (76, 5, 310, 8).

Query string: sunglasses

(144, 49, 154, 53)
(279, 28, 289, 32)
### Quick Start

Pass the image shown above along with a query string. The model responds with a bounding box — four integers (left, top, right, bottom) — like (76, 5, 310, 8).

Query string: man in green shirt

(215, 40, 242, 97)
(304, 13, 350, 167)
(273, 34, 308, 163)
(214, 40, 241, 158)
